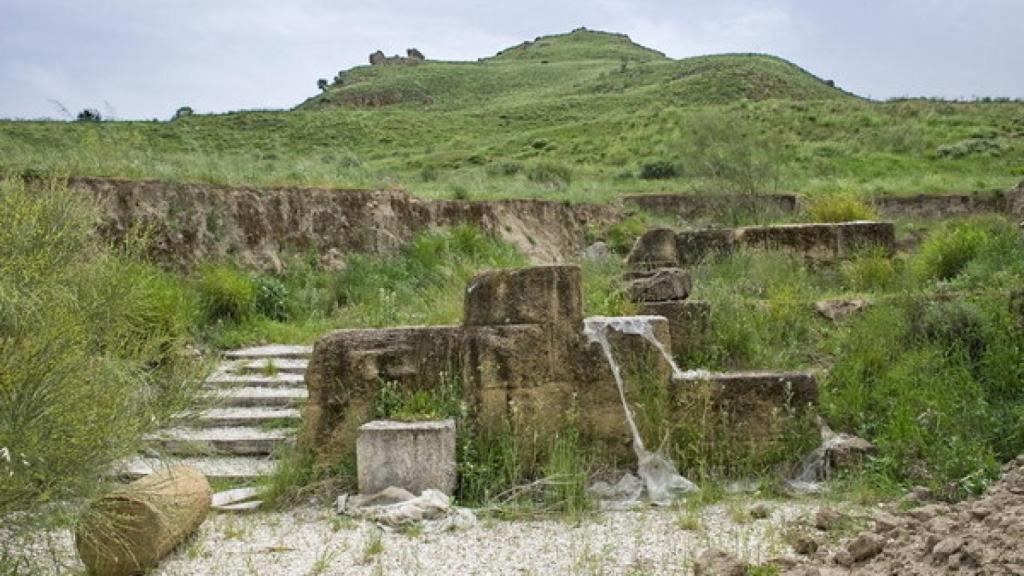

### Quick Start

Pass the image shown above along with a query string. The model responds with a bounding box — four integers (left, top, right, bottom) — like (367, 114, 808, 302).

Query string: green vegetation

(806, 194, 878, 223)
(681, 215, 1024, 496)
(1, 29, 1020, 201)
(0, 179, 204, 542)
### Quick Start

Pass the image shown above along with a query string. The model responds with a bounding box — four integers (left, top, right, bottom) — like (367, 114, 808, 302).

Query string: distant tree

(173, 106, 194, 120)
(317, 78, 329, 92)
(76, 108, 102, 122)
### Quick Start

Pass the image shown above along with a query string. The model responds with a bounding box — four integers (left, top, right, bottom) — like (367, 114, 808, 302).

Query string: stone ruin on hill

(302, 265, 819, 479)
(369, 48, 426, 66)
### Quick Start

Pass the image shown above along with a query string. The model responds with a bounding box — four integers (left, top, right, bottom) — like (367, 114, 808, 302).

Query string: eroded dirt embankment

(69, 177, 616, 270)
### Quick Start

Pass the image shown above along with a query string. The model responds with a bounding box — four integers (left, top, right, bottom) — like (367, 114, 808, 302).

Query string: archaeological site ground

(1, 28, 1023, 576)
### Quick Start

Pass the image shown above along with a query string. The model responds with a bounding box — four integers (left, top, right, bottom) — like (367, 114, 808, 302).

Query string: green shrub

(581, 257, 637, 317)
(527, 160, 572, 188)
(638, 160, 678, 180)
(194, 263, 256, 322)
(840, 248, 899, 292)
(824, 294, 1024, 498)
(807, 195, 877, 223)
(676, 110, 782, 195)
(253, 275, 290, 321)
(0, 179, 202, 553)
(913, 216, 1021, 282)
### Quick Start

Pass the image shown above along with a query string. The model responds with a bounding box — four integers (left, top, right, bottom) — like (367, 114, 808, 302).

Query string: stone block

(357, 420, 457, 496)
(462, 324, 556, 389)
(836, 221, 895, 257)
(740, 223, 840, 261)
(626, 228, 680, 269)
(673, 371, 818, 410)
(639, 300, 711, 359)
(674, 228, 736, 266)
(464, 265, 582, 331)
(625, 267, 692, 303)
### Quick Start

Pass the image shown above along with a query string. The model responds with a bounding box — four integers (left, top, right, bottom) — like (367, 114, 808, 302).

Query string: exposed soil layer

(68, 177, 616, 270)
(789, 455, 1024, 575)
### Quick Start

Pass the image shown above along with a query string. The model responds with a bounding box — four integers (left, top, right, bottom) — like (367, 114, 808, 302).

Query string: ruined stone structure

(303, 265, 819, 470)
(624, 194, 799, 221)
(624, 267, 710, 361)
(628, 222, 896, 268)
(369, 48, 426, 66)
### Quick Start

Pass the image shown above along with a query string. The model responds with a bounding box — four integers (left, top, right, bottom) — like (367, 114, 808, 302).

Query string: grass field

(1, 29, 1022, 201)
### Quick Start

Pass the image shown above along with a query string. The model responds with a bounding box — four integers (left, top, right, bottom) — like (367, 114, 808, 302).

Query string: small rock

(931, 536, 962, 561)
(845, 532, 885, 563)
(582, 241, 611, 261)
(748, 503, 772, 519)
(789, 532, 820, 555)
(826, 434, 876, 470)
(694, 548, 745, 576)
(625, 267, 691, 303)
(873, 512, 902, 533)
(814, 298, 871, 321)
(902, 485, 933, 504)
(814, 508, 845, 531)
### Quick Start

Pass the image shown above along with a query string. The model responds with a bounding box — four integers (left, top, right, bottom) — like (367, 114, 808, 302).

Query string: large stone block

(357, 420, 457, 495)
(673, 371, 818, 410)
(625, 268, 692, 303)
(626, 228, 680, 269)
(836, 221, 895, 257)
(464, 265, 583, 331)
(674, 229, 736, 266)
(639, 300, 711, 360)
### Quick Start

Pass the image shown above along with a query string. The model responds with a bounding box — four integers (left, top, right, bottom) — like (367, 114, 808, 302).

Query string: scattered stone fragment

(826, 434, 876, 470)
(814, 508, 844, 531)
(814, 298, 871, 321)
(844, 532, 885, 563)
(694, 548, 745, 576)
(582, 241, 611, 261)
(787, 530, 820, 555)
(902, 485, 933, 504)
(748, 502, 772, 519)
(930, 536, 962, 562)
(625, 267, 692, 303)
(872, 512, 902, 533)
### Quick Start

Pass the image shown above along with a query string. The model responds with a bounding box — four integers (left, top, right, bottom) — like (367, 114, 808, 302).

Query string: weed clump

(0, 179, 203, 553)
(806, 195, 877, 223)
(527, 160, 572, 189)
(913, 216, 1022, 282)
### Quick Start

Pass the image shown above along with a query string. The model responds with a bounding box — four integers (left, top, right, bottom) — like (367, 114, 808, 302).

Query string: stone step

(224, 345, 313, 360)
(672, 370, 819, 407)
(206, 372, 306, 388)
(215, 387, 308, 408)
(118, 456, 277, 482)
(150, 427, 291, 456)
(196, 407, 301, 428)
(230, 358, 309, 375)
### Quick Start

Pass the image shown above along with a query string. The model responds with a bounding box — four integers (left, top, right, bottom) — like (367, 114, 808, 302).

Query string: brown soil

(788, 455, 1024, 575)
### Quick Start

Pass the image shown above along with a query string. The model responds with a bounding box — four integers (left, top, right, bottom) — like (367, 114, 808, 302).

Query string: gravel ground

(20, 497, 842, 575)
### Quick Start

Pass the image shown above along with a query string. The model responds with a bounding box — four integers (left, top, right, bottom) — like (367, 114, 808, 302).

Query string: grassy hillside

(1, 28, 1022, 201)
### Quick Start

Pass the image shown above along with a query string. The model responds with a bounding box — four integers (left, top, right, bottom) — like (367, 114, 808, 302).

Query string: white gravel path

(15, 498, 852, 575)
(155, 500, 821, 576)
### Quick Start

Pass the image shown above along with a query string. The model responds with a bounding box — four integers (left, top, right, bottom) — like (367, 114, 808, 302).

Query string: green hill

(300, 29, 848, 111)
(0, 28, 1021, 201)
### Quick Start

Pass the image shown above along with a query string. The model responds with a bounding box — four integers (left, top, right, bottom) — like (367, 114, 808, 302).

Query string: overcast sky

(2, 0, 1023, 120)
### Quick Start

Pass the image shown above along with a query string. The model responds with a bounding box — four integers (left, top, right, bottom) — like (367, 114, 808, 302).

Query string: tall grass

(0, 179, 203, 555)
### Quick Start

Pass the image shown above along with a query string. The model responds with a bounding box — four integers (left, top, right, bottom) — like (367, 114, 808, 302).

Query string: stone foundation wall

(623, 194, 798, 220)
(629, 222, 896, 267)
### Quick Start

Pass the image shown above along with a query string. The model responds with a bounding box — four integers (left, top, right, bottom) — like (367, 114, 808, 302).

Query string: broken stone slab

(814, 298, 871, 321)
(336, 487, 477, 531)
(624, 267, 692, 303)
(357, 419, 457, 496)
(672, 370, 819, 408)
(625, 228, 680, 270)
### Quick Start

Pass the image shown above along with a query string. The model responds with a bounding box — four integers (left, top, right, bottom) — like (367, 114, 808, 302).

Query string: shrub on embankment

(0, 179, 204, 544)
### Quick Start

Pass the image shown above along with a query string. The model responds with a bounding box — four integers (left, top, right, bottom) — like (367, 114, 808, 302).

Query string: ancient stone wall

(623, 194, 798, 220)
(629, 222, 896, 267)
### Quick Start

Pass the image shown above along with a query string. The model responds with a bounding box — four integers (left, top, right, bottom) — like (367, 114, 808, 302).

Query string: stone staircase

(121, 345, 312, 483)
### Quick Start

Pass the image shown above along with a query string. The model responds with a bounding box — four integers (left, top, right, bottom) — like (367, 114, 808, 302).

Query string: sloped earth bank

(69, 177, 616, 270)
(787, 456, 1024, 575)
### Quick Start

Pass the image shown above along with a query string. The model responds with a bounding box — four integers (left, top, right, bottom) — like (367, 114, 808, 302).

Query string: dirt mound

(789, 456, 1024, 575)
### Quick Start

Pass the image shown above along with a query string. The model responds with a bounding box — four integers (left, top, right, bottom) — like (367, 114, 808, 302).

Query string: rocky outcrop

(68, 177, 606, 270)
(369, 48, 426, 66)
